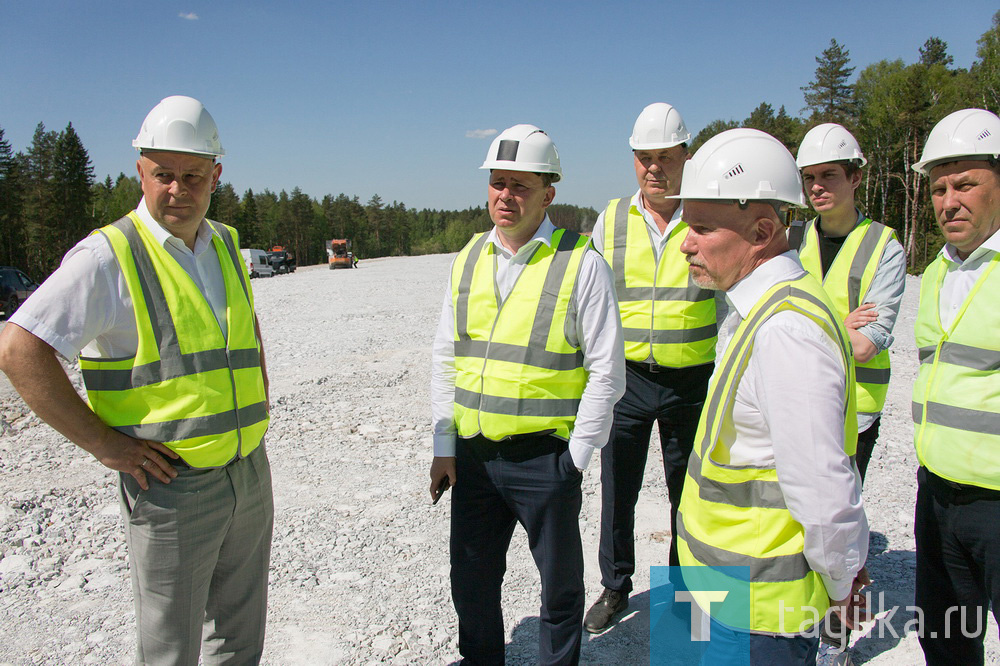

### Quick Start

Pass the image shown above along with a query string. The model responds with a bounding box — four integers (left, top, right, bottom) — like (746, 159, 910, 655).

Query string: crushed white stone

(0, 256, 996, 664)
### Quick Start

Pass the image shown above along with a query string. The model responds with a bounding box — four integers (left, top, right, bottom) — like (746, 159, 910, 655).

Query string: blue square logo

(650, 566, 755, 665)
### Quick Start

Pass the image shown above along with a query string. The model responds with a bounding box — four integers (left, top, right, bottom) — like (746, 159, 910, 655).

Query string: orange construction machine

(326, 239, 354, 269)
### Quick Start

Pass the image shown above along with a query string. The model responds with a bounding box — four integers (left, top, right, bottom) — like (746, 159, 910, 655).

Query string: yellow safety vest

(677, 273, 856, 634)
(794, 216, 897, 417)
(913, 252, 1000, 489)
(452, 229, 589, 441)
(600, 197, 716, 366)
(79, 212, 269, 468)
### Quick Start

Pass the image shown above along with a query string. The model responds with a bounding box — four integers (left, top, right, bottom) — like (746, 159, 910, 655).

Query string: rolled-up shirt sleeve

(751, 313, 868, 601)
(856, 236, 906, 353)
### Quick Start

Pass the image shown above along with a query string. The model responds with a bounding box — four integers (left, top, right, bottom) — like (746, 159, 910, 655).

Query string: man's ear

(211, 162, 223, 193)
(751, 214, 779, 247)
(541, 185, 555, 208)
(850, 169, 863, 191)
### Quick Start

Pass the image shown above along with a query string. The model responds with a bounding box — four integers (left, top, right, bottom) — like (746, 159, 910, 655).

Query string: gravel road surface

(0, 254, 997, 664)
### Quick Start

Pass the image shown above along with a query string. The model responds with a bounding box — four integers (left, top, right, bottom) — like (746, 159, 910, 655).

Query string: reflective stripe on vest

(678, 275, 856, 634)
(601, 198, 716, 366)
(79, 212, 269, 468)
(796, 216, 896, 417)
(452, 229, 589, 441)
(913, 252, 1000, 489)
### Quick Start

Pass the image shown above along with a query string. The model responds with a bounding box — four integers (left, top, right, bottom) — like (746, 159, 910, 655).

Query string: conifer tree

(801, 38, 856, 124)
(207, 182, 240, 227)
(21, 123, 59, 276)
(0, 127, 25, 268)
(237, 188, 262, 248)
(52, 122, 95, 263)
(919, 37, 954, 67)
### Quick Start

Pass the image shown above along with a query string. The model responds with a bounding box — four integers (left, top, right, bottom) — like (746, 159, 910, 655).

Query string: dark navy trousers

(915, 467, 1000, 666)
(450, 434, 584, 666)
(598, 361, 711, 594)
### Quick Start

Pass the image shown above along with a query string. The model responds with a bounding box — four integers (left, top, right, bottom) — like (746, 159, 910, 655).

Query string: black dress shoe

(584, 588, 629, 633)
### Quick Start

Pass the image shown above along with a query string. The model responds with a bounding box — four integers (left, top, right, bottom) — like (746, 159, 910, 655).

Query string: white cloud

(179, 12, 199, 20)
(465, 129, 497, 139)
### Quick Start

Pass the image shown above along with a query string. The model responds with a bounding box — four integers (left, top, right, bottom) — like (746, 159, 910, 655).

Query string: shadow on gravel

(850, 531, 918, 664)
(582, 589, 651, 661)
(498, 590, 653, 664)
(489, 533, 919, 666)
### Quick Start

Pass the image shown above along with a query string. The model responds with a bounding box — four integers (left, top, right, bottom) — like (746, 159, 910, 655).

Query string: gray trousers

(119, 444, 274, 666)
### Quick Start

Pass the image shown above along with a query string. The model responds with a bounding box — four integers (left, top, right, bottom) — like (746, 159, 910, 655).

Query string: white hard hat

(796, 123, 867, 168)
(133, 95, 225, 158)
(671, 128, 807, 207)
(480, 124, 562, 182)
(912, 108, 1000, 175)
(629, 103, 691, 150)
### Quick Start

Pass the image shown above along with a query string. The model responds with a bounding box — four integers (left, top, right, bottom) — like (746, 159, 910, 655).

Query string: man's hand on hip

(93, 429, 179, 490)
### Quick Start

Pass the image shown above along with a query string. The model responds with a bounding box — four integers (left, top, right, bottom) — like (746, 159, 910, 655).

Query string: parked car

(240, 249, 274, 278)
(267, 250, 296, 274)
(0, 266, 39, 319)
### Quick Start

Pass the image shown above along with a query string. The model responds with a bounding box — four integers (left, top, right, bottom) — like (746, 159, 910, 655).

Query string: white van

(241, 249, 274, 278)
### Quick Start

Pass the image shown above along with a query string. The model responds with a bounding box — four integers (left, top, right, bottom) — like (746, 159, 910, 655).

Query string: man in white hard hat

(671, 128, 868, 663)
(793, 125, 905, 663)
(584, 102, 721, 633)
(794, 124, 905, 482)
(428, 124, 625, 664)
(0, 96, 273, 665)
(910, 108, 1000, 666)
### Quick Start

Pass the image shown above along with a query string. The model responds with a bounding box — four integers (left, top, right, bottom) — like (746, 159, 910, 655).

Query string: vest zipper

(226, 346, 244, 461)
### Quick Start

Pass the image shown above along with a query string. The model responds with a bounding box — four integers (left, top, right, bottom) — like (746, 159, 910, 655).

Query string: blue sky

(2, 1, 997, 212)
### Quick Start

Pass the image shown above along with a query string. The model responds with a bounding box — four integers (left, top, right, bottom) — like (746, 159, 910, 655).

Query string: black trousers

(450, 434, 584, 665)
(915, 467, 1000, 666)
(598, 362, 711, 594)
(854, 416, 881, 483)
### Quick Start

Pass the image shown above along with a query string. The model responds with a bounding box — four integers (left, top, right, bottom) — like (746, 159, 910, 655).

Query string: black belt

(920, 467, 1000, 504)
(461, 433, 566, 463)
(627, 360, 672, 374)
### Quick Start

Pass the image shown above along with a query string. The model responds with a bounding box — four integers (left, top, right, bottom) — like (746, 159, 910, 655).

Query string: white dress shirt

(590, 190, 683, 258)
(716, 251, 869, 601)
(11, 198, 230, 360)
(430, 217, 626, 470)
(590, 190, 728, 339)
(936, 229, 1000, 330)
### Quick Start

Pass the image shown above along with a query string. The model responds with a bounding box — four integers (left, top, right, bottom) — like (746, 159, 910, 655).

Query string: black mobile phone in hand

(433, 477, 451, 505)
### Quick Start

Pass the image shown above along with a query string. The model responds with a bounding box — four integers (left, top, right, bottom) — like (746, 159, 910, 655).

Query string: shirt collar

(725, 251, 807, 319)
(487, 215, 556, 258)
(136, 197, 217, 255)
(940, 227, 1000, 266)
(631, 190, 684, 227)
